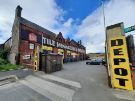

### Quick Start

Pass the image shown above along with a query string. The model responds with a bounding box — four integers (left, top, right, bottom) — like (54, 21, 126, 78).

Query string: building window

(29, 43, 34, 49)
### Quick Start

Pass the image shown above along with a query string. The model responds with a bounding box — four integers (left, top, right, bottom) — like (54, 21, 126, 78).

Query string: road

(0, 61, 135, 101)
(53, 61, 135, 101)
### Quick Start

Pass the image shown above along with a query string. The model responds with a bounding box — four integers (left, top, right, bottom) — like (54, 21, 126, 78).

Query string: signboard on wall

(109, 36, 133, 90)
(29, 33, 37, 42)
(42, 46, 53, 51)
(23, 55, 31, 60)
(42, 37, 85, 53)
(21, 28, 85, 53)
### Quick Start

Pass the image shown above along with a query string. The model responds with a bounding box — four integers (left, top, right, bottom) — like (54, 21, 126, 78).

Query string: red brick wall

(19, 24, 86, 68)
(19, 40, 41, 68)
(19, 40, 34, 68)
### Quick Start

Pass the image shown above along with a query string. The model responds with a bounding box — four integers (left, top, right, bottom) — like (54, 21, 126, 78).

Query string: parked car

(86, 59, 105, 65)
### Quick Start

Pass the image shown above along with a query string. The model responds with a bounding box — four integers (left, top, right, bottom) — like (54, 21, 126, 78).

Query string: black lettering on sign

(111, 39, 123, 47)
(116, 78, 128, 87)
(113, 48, 123, 55)
(114, 58, 126, 65)
(114, 68, 128, 76)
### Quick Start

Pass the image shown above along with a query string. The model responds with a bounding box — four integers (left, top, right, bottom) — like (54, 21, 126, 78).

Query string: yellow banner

(42, 45, 53, 51)
(58, 49, 64, 53)
(109, 36, 133, 90)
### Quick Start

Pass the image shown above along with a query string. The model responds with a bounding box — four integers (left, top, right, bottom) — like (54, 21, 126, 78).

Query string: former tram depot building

(1, 6, 86, 71)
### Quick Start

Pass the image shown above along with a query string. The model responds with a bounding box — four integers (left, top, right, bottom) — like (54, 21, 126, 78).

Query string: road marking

(20, 75, 75, 101)
(37, 74, 81, 89)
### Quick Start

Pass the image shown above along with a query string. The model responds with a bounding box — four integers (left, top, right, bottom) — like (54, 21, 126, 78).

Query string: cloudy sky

(0, 0, 135, 53)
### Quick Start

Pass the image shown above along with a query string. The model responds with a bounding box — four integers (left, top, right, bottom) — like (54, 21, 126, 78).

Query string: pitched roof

(19, 17, 85, 49)
(20, 17, 56, 37)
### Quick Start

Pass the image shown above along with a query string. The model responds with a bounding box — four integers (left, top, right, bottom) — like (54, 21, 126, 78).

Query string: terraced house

(1, 6, 86, 69)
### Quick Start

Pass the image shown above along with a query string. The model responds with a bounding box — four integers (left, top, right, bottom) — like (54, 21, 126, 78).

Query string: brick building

(2, 6, 86, 68)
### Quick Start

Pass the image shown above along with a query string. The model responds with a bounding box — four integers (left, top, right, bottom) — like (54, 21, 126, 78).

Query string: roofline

(3, 37, 12, 44)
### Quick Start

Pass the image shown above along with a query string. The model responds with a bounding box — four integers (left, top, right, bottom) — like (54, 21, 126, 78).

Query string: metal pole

(101, 0, 112, 87)
(102, 0, 106, 31)
(101, 0, 107, 66)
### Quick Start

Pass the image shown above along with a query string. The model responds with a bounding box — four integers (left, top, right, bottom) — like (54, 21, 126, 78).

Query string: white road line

(20, 75, 75, 101)
(37, 74, 81, 89)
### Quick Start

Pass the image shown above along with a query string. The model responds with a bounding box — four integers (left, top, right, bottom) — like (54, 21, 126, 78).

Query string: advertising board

(109, 36, 133, 90)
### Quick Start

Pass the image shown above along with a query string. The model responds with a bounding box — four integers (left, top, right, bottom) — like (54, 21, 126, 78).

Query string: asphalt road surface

(52, 61, 135, 101)
(0, 61, 135, 101)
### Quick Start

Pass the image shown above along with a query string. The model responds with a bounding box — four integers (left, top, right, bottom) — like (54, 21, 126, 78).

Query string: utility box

(39, 53, 63, 73)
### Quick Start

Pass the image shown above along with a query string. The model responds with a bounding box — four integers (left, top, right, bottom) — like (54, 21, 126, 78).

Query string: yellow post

(34, 46, 39, 71)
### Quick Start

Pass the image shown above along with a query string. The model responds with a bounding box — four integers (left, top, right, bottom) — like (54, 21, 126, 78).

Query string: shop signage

(109, 36, 133, 90)
(42, 37, 85, 53)
(29, 33, 37, 42)
(42, 46, 53, 51)
(23, 55, 31, 59)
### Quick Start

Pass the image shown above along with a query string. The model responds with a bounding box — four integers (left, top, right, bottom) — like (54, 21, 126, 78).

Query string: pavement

(52, 61, 135, 101)
(0, 68, 33, 79)
(0, 61, 135, 101)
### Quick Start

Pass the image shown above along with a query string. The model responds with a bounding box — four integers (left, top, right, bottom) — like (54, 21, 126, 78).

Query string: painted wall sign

(29, 33, 37, 42)
(109, 36, 133, 90)
(29, 43, 34, 49)
(23, 55, 31, 59)
(42, 46, 53, 51)
(21, 26, 85, 53)
(42, 37, 85, 53)
(34, 46, 39, 71)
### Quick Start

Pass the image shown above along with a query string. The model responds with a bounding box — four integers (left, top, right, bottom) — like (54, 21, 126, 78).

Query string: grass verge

(0, 63, 21, 71)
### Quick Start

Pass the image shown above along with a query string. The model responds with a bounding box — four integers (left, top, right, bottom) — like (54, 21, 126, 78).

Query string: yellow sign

(42, 45, 53, 51)
(109, 36, 133, 90)
(58, 49, 64, 53)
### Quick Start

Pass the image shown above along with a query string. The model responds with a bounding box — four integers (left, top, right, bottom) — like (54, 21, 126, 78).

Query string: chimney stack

(15, 5, 22, 17)
(80, 40, 82, 44)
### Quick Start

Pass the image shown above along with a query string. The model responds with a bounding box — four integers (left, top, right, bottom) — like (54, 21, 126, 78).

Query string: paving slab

(0, 82, 51, 101)
(21, 75, 75, 101)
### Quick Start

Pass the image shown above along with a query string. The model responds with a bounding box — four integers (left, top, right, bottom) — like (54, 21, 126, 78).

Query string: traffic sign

(124, 25, 135, 33)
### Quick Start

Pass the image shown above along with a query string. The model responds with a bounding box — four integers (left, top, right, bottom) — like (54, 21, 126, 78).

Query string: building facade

(4, 6, 86, 68)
